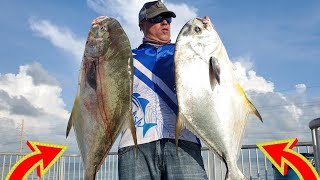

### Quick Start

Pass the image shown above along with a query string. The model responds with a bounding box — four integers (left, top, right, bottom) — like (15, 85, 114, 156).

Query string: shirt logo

(132, 93, 157, 137)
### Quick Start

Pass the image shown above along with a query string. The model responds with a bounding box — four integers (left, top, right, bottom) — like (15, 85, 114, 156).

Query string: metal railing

(310, 117, 320, 174)
(203, 142, 312, 180)
(0, 142, 313, 180)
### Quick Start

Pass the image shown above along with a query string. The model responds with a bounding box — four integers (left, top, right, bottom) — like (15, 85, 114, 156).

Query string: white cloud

(0, 63, 78, 153)
(86, 0, 198, 48)
(0, 64, 68, 117)
(25, 62, 59, 86)
(166, 3, 198, 41)
(233, 56, 274, 93)
(244, 91, 312, 145)
(29, 18, 86, 62)
(295, 83, 306, 93)
(232, 57, 319, 144)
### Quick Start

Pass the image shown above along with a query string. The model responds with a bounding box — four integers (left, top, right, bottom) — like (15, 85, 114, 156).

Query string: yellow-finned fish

(66, 16, 137, 180)
(174, 17, 262, 180)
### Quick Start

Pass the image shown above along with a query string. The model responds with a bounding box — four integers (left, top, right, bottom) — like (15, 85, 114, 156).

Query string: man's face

(140, 16, 171, 43)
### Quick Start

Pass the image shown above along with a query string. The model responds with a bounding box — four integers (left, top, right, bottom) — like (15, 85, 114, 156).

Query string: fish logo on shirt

(132, 93, 157, 137)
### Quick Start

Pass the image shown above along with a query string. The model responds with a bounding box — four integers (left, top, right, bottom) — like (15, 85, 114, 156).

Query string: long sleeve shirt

(119, 43, 200, 148)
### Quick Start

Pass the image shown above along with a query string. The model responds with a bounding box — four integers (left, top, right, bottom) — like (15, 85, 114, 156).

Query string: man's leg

(163, 139, 208, 180)
(118, 141, 161, 180)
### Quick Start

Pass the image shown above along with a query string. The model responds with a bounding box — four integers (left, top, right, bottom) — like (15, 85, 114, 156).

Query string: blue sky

(0, 0, 319, 153)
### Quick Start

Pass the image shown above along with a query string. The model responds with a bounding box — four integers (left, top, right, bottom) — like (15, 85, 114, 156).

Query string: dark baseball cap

(139, 1, 176, 22)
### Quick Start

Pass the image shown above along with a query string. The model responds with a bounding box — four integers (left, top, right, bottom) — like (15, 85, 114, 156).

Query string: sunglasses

(146, 16, 172, 24)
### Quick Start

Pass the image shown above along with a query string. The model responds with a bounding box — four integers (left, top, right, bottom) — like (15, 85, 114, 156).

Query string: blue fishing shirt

(119, 43, 200, 148)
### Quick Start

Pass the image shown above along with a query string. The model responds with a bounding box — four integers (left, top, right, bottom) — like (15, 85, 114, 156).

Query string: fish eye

(195, 26, 201, 33)
(100, 26, 107, 31)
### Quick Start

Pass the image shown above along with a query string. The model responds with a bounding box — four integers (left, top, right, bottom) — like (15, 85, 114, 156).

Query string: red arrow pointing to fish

(6, 140, 67, 180)
(257, 138, 319, 180)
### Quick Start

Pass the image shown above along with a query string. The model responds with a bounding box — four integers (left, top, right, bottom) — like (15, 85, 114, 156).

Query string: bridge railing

(0, 142, 313, 180)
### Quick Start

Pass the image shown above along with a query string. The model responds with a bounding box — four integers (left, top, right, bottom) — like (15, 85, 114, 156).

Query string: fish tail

(224, 158, 247, 180)
(236, 84, 263, 122)
(225, 169, 247, 180)
(129, 114, 138, 158)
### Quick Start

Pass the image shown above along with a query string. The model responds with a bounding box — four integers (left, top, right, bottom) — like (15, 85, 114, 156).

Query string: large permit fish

(66, 16, 137, 180)
(174, 17, 262, 180)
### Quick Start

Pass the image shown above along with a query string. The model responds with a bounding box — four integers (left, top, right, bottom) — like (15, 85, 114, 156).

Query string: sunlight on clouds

(0, 63, 68, 117)
(233, 57, 274, 93)
(29, 18, 86, 62)
(0, 63, 78, 152)
(229, 56, 318, 144)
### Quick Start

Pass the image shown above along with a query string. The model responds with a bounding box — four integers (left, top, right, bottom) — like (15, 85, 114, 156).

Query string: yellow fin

(175, 112, 185, 147)
(236, 84, 263, 122)
(66, 95, 80, 138)
(129, 114, 138, 158)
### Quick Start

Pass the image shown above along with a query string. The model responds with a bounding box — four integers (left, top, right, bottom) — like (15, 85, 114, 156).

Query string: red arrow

(6, 140, 68, 180)
(257, 138, 319, 180)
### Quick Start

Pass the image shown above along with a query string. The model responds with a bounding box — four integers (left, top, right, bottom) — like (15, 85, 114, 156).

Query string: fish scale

(66, 16, 137, 180)
(174, 17, 262, 180)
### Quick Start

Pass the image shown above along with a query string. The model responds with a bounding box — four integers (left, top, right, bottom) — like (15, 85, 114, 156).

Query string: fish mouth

(91, 16, 110, 25)
(195, 17, 213, 30)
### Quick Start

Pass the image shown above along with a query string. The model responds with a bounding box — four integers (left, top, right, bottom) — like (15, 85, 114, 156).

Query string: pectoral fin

(236, 84, 263, 122)
(209, 57, 221, 91)
(66, 95, 80, 138)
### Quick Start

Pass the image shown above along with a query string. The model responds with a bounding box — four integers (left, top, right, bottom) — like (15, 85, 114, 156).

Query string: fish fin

(209, 57, 221, 91)
(225, 164, 247, 180)
(236, 84, 263, 122)
(248, 98, 263, 122)
(175, 112, 186, 149)
(129, 114, 138, 158)
(223, 155, 247, 180)
(66, 115, 73, 138)
(66, 95, 80, 138)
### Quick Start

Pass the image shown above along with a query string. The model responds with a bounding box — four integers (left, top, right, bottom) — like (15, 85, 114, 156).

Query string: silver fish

(66, 16, 137, 180)
(174, 17, 262, 180)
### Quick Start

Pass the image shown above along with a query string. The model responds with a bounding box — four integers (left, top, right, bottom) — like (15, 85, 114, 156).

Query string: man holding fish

(118, 1, 208, 179)
(66, 0, 261, 179)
